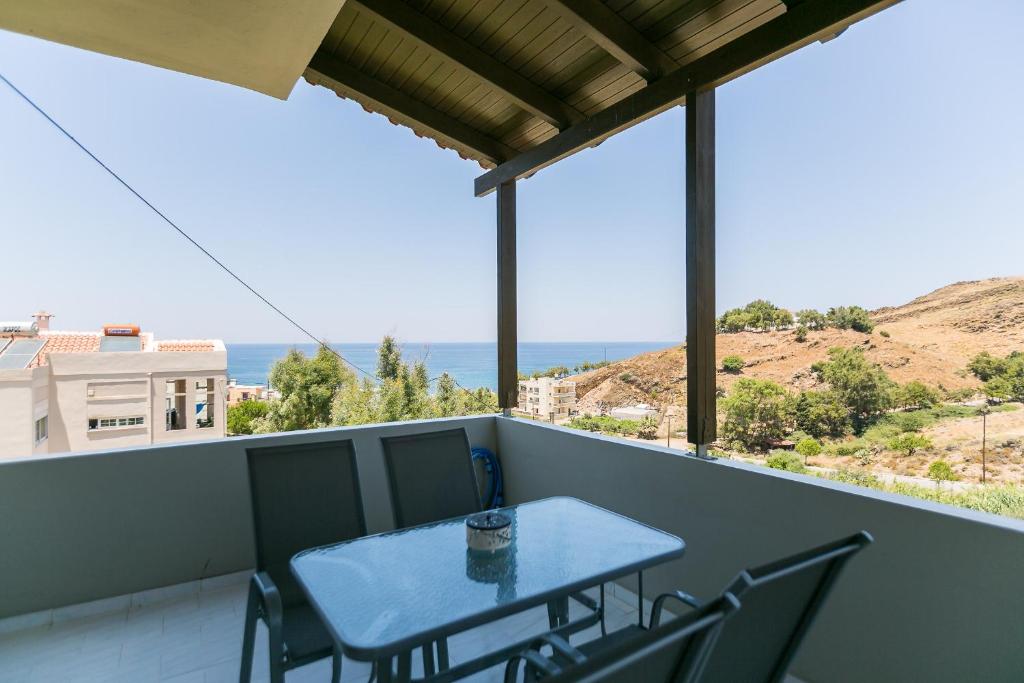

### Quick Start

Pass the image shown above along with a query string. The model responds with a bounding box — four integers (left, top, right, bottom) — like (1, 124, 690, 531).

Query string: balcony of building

(2, 415, 1022, 682)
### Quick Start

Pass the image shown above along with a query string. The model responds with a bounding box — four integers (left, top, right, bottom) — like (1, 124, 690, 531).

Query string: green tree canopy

(826, 306, 875, 333)
(721, 378, 794, 451)
(717, 300, 793, 333)
(967, 351, 1008, 382)
(227, 400, 269, 435)
(257, 347, 353, 433)
(815, 347, 895, 430)
(793, 390, 850, 438)
(377, 335, 402, 381)
(888, 432, 933, 457)
(895, 381, 940, 411)
(927, 459, 958, 484)
(796, 309, 827, 330)
(721, 355, 745, 373)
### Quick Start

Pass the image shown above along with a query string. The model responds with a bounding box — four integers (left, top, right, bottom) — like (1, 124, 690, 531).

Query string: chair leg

(436, 638, 449, 671)
(267, 617, 285, 683)
(422, 643, 435, 677)
(547, 597, 569, 629)
(332, 644, 343, 683)
(239, 581, 260, 683)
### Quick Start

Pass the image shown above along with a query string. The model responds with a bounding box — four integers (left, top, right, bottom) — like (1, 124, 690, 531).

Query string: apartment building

(0, 312, 226, 458)
(515, 376, 576, 422)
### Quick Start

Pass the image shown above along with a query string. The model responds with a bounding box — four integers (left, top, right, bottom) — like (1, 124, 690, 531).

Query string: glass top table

(291, 496, 685, 669)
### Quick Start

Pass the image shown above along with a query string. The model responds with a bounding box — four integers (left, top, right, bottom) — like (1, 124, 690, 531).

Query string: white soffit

(0, 0, 347, 99)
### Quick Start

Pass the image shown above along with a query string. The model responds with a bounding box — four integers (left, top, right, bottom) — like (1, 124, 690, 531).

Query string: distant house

(227, 380, 271, 406)
(516, 377, 576, 422)
(0, 312, 226, 458)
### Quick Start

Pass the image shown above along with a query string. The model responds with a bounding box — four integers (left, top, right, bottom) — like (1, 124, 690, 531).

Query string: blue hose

(471, 447, 504, 509)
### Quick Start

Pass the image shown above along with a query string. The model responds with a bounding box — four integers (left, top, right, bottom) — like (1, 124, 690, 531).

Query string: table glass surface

(291, 497, 683, 658)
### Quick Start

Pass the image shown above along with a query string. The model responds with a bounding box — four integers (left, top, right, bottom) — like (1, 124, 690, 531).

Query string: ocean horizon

(227, 341, 677, 391)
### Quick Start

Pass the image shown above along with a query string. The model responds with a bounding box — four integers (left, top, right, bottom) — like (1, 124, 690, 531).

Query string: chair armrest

(504, 650, 564, 682)
(651, 590, 704, 627)
(533, 633, 586, 666)
(251, 571, 284, 629)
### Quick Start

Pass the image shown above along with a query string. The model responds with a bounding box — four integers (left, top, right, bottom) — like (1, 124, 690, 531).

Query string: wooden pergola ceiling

(303, 0, 900, 190)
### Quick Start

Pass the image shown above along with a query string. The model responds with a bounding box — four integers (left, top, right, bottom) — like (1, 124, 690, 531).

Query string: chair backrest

(700, 531, 873, 683)
(547, 594, 740, 683)
(246, 439, 367, 606)
(380, 427, 482, 528)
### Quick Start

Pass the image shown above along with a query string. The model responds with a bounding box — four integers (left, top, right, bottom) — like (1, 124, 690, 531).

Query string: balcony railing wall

(495, 418, 1024, 683)
(2, 415, 1023, 682)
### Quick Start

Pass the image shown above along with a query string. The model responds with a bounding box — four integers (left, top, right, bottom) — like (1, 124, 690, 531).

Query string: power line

(0, 71, 377, 381)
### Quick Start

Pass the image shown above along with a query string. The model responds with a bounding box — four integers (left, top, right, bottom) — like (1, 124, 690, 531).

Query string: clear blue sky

(1, 1, 1021, 344)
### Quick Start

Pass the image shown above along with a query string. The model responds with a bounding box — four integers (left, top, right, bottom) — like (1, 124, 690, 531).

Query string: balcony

(2, 415, 1023, 682)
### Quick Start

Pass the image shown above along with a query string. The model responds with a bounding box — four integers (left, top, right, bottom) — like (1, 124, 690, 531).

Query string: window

(166, 379, 187, 431)
(88, 416, 145, 430)
(34, 416, 48, 444)
(196, 378, 215, 429)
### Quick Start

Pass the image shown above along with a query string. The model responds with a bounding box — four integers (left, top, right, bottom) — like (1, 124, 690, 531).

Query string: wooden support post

(497, 180, 518, 414)
(686, 89, 716, 454)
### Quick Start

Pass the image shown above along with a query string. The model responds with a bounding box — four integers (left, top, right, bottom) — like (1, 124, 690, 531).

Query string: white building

(516, 376, 576, 421)
(610, 404, 659, 421)
(0, 312, 226, 458)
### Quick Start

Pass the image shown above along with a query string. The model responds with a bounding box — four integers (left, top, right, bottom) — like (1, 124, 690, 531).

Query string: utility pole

(667, 414, 672, 449)
(980, 404, 990, 484)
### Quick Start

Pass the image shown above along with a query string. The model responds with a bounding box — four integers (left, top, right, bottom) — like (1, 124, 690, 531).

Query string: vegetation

(522, 365, 571, 380)
(637, 416, 658, 440)
(887, 433, 933, 457)
(251, 337, 498, 434)
(927, 460, 959, 485)
(793, 390, 850, 439)
(574, 360, 611, 372)
(968, 351, 1024, 402)
(894, 381, 940, 411)
(721, 355, 745, 373)
(795, 437, 822, 458)
(794, 325, 808, 343)
(826, 305, 875, 333)
(227, 400, 269, 435)
(766, 450, 806, 473)
(879, 329, 891, 338)
(568, 414, 644, 437)
(721, 378, 793, 450)
(795, 309, 827, 330)
(813, 347, 895, 430)
(717, 300, 793, 333)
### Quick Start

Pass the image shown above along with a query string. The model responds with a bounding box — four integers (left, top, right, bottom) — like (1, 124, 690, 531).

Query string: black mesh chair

(380, 427, 482, 675)
(522, 531, 872, 683)
(504, 594, 740, 683)
(380, 427, 482, 528)
(239, 440, 367, 683)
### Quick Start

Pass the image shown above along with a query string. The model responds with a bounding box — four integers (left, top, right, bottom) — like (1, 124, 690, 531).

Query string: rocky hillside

(572, 277, 1024, 414)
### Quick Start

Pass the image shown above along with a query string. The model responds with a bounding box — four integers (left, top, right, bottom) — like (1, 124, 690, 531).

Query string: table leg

(547, 596, 570, 629)
(637, 571, 644, 628)
(436, 639, 450, 671)
(422, 643, 435, 677)
(377, 658, 392, 683)
(395, 652, 412, 683)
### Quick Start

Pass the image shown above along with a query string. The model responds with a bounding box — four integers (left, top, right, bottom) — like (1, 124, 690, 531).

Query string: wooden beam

(476, 0, 898, 196)
(350, 0, 582, 129)
(497, 181, 518, 413)
(306, 52, 515, 166)
(542, 0, 678, 81)
(686, 89, 715, 452)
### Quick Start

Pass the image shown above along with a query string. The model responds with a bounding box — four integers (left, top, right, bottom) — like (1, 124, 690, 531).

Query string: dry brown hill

(571, 277, 1024, 414)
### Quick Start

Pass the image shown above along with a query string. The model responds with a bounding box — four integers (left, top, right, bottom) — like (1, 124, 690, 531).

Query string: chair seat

(576, 625, 644, 658)
(282, 603, 335, 662)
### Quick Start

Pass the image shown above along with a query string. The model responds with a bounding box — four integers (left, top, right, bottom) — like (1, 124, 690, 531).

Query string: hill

(571, 277, 1024, 414)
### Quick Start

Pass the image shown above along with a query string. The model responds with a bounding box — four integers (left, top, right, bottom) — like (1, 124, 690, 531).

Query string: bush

(637, 416, 658, 440)
(227, 400, 269, 435)
(793, 390, 851, 439)
(766, 450, 806, 473)
(796, 309, 827, 330)
(795, 438, 822, 458)
(794, 325, 808, 342)
(816, 347, 895, 429)
(879, 330, 891, 338)
(721, 378, 794, 451)
(721, 355, 745, 373)
(888, 433, 933, 457)
(928, 460, 959, 485)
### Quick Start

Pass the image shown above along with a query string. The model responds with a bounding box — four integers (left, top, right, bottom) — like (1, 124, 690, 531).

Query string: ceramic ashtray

(465, 511, 512, 552)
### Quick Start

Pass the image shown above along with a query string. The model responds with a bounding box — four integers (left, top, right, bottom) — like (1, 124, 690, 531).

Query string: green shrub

(619, 372, 634, 383)
(827, 306, 875, 333)
(927, 460, 959, 484)
(721, 355, 745, 373)
(888, 433, 933, 457)
(879, 330, 890, 338)
(637, 416, 658, 440)
(766, 450, 806, 473)
(721, 378, 794, 451)
(227, 400, 269, 435)
(795, 438, 822, 458)
(794, 325, 808, 342)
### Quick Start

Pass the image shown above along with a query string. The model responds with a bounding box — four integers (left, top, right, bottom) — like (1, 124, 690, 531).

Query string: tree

(816, 347, 895, 430)
(827, 306, 875, 333)
(717, 308, 750, 333)
(721, 355, 745, 373)
(434, 372, 463, 417)
(796, 309, 827, 330)
(793, 390, 850, 438)
(888, 433, 933, 457)
(227, 400, 269, 435)
(257, 347, 353, 433)
(984, 376, 1011, 402)
(331, 377, 378, 426)
(766, 450, 806, 473)
(895, 381, 939, 410)
(795, 437, 822, 459)
(794, 325, 808, 343)
(927, 459, 958, 486)
(376, 335, 402, 381)
(721, 378, 793, 451)
(967, 351, 1007, 382)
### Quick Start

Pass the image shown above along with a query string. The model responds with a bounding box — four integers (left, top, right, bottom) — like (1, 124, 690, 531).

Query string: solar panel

(99, 336, 142, 352)
(0, 339, 46, 369)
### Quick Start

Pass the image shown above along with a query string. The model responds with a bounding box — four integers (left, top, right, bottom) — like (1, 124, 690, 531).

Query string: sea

(226, 342, 676, 391)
